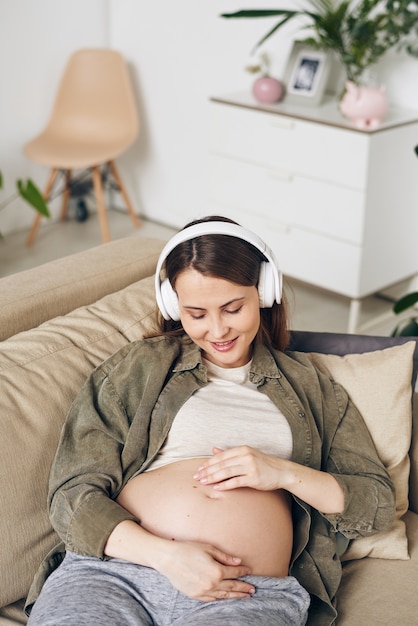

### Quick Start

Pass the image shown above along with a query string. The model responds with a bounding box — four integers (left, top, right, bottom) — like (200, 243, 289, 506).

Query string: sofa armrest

(0, 236, 165, 341)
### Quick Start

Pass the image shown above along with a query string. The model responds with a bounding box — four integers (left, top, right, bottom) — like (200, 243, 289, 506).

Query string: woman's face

(175, 268, 261, 368)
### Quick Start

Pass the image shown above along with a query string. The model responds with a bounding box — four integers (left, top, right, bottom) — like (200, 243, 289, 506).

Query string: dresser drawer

(207, 203, 362, 297)
(210, 103, 369, 190)
(209, 154, 365, 245)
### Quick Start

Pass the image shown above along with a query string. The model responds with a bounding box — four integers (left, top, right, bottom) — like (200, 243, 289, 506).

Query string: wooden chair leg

(26, 168, 59, 246)
(60, 169, 72, 221)
(108, 160, 141, 228)
(92, 166, 110, 243)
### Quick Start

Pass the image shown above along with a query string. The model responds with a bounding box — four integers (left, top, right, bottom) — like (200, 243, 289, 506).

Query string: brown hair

(153, 216, 290, 351)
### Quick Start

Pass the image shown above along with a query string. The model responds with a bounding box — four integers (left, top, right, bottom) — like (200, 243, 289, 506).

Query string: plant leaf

(253, 14, 299, 50)
(392, 318, 418, 337)
(16, 179, 50, 218)
(221, 10, 296, 18)
(393, 291, 418, 314)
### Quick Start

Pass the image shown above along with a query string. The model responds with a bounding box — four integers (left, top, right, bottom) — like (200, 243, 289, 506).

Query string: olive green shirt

(27, 336, 395, 625)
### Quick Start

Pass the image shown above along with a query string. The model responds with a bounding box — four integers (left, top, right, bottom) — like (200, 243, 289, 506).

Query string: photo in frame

(283, 42, 333, 106)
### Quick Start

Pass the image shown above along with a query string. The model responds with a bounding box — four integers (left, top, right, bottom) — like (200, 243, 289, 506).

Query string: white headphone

(155, 221, 282, 321)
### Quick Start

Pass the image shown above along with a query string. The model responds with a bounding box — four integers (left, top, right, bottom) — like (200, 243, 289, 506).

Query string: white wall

(1, 0, 418, 236)
(108, 0, 306, 229)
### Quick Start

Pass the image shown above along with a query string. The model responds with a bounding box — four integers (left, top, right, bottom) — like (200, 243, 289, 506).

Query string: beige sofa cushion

(0, 236, 164, 341)
(313, 342, 415, 560)
(337, 511, 418, 624)
(0, 598, 26, 625)
(0, 276, 157, 608)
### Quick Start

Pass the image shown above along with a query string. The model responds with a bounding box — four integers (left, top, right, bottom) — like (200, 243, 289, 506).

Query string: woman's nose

(208, 317, 228, 339)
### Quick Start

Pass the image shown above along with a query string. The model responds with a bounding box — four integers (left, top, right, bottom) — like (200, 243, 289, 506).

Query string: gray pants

(28, 551, 310, 626)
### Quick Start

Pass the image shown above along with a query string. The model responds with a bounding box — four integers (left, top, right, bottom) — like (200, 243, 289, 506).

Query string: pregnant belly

(117, 458, 293, 577)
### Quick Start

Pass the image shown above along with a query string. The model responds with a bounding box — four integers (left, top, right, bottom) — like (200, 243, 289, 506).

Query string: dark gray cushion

(289, 331, 418, 387)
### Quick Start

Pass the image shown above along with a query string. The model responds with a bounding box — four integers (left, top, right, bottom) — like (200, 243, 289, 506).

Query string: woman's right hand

(105, 520, 254, 602)
(158, 539, 254, 602)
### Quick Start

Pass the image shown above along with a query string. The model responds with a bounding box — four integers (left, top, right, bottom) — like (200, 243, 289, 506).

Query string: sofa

(1, 235, 417, 625)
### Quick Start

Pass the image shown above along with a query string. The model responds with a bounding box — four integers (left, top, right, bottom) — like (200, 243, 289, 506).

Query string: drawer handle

(269, 119, 295, 130)
(266, 169, 294, 183)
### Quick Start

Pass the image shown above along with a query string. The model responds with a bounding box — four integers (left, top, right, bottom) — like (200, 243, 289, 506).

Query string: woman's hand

(105, 520, 254, 602)
(193, 446, 345, 514)
(193, 446, 284, 491)
(159, 540, 254, 602)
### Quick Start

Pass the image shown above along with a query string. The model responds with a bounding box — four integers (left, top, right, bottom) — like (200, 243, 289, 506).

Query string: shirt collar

(173, 338, 281, 384)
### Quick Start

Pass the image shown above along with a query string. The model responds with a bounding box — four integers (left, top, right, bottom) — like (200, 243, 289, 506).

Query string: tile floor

(0, 208, 403, 336)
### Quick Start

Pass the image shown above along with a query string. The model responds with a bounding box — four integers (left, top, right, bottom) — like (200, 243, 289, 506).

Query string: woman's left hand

(193, 445, 345, 515)
(193, 446, 283, 492)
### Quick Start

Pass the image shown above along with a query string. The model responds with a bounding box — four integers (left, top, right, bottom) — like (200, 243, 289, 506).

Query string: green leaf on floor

(16, 179, 50, 217)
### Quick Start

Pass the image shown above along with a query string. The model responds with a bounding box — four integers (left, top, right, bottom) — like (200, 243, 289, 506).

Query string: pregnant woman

(27, 216, 394, 626)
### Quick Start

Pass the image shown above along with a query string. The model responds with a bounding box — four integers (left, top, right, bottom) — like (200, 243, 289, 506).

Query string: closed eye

(189, 307, 242, 320)
(183, 298, 246, 320)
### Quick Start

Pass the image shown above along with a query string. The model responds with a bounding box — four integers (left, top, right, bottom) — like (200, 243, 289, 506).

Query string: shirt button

(298, 411, 305, 418)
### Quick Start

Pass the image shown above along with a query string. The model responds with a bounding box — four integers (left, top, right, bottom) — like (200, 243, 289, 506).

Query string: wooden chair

(24, 48, 141, 245)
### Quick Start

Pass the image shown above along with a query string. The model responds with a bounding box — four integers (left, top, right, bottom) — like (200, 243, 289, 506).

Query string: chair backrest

(46, 48, 139, 144)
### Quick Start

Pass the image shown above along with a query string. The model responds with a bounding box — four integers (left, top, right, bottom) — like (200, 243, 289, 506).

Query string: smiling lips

(210, 338, 238, 352)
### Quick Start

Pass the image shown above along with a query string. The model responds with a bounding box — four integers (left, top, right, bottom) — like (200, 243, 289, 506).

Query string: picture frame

(283, 42, 333, 106)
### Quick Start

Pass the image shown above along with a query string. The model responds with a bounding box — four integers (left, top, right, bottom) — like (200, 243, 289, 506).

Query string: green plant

(0, 170, 50, 238)
(392, 292, 418, 336)
(221, 0, 418, 84)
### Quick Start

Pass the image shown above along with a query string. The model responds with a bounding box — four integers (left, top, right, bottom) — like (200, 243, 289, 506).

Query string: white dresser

(208, 92, 418, 332)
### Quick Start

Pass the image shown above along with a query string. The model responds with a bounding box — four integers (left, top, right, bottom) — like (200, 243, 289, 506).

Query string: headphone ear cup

(258, 261, 276, 308)
(160, 278, 181, 321)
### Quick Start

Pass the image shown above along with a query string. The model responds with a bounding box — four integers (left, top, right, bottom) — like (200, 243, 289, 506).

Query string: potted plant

(392, 292, 418, 336)
(221, 0, 418, 85)
(0, 170, 50, 238)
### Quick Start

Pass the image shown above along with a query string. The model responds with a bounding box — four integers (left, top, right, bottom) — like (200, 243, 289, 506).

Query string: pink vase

(252, 76, 284, 104)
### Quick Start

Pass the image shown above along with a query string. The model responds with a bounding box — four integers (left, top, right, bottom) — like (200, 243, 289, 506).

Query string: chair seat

(24, 133, 135, 169)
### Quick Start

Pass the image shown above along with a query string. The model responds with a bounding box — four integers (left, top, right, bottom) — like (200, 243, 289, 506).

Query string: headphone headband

(155, 221, 282, 320)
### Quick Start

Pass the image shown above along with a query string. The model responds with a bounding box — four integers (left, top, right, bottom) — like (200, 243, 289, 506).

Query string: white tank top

(146, 358, 293, 471)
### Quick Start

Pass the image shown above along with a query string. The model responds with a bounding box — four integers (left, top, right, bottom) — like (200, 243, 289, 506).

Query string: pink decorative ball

(252, 76, 284, 104)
